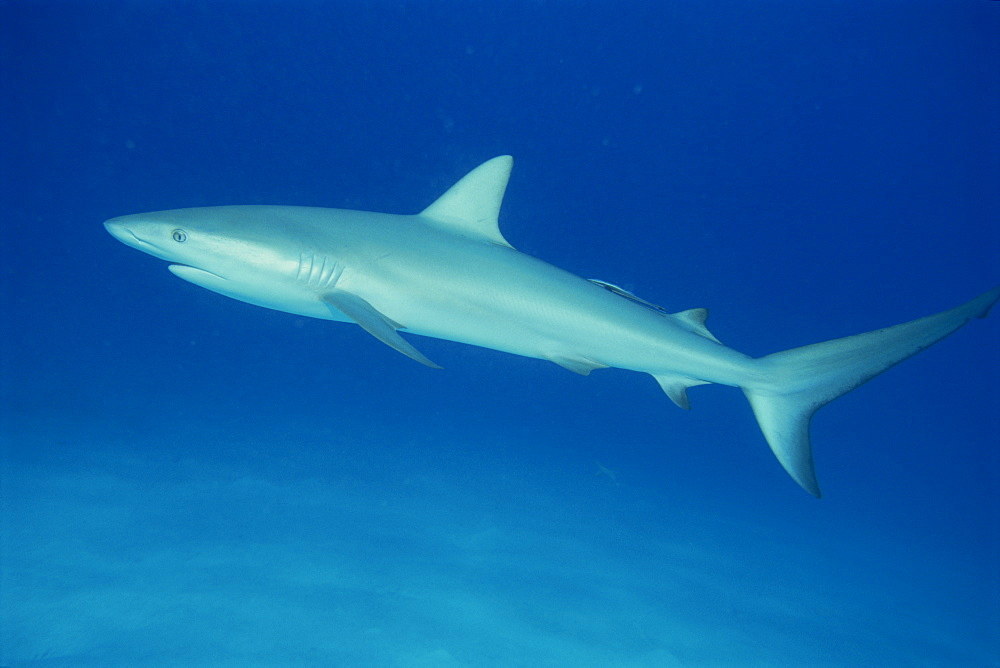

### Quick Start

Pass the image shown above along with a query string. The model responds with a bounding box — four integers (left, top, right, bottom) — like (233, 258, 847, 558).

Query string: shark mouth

(168, 264, 228, 283)
(104, 224, 161, 254)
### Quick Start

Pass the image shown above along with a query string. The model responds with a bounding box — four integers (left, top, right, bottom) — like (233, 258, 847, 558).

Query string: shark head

(104, 206, 312, 311)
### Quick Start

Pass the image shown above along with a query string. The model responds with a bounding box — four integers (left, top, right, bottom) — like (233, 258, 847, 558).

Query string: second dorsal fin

(673, 308, 722, 344)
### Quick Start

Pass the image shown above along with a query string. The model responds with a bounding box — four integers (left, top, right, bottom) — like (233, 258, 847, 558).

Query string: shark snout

(104, 219, 135, 244)
(104, 217, 172, 261)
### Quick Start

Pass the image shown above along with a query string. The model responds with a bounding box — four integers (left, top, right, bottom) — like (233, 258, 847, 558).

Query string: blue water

(2, 2, 998, 665)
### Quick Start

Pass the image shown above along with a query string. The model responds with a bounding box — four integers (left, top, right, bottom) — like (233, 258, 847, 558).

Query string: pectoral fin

(322, 291, 442, 369)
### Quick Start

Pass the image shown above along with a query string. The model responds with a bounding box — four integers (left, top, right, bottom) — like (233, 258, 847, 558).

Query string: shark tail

(742, 286, 1000, 498)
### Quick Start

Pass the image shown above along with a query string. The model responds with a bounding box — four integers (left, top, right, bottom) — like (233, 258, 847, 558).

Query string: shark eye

(171, 229, 187, 243)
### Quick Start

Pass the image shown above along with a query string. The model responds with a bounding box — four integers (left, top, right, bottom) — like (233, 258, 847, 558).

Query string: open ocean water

(1, 1, 998, 666)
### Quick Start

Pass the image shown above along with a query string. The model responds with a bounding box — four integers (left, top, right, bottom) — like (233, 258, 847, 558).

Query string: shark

(104, 156, 998, 497)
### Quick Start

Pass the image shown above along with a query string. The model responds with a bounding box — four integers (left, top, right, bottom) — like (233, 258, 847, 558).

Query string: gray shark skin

(105, 156, 999, 497)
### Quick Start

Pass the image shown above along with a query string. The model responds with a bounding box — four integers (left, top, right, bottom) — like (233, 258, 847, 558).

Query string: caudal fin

(744, 286, 1000, 497)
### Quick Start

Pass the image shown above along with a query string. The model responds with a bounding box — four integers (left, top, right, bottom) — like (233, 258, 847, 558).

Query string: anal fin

(322, 291, 442, 369)
(652, 373, 712, 410)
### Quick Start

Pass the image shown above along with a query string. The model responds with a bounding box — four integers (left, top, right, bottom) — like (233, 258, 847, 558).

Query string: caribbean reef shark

(105, 156, 998, 497)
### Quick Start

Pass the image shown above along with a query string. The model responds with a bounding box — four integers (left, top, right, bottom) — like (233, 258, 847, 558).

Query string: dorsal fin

(673, 307, 722, 344)
(419, 156, 514, 248)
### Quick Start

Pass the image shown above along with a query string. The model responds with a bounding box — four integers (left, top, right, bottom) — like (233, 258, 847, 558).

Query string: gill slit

(298, 252, 344, 289)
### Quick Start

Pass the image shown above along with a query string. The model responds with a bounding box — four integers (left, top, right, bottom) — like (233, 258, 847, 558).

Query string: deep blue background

(2, 1, 998, 664)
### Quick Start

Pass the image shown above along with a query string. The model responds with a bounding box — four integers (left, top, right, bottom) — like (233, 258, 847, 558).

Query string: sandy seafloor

(2, 1, 998, 665)
(4, 401, 998, 666)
